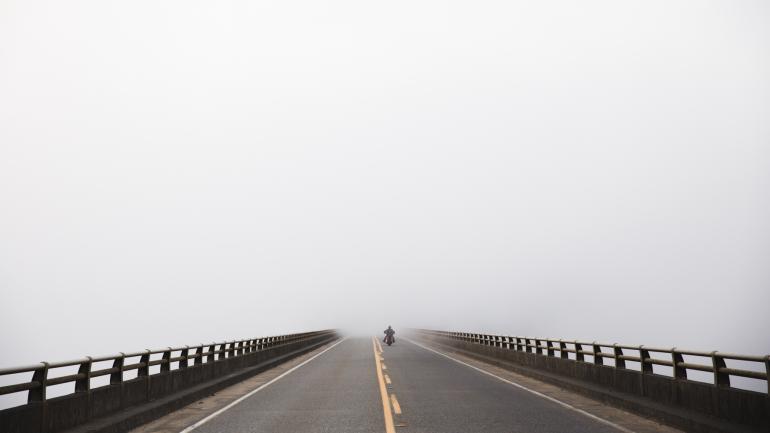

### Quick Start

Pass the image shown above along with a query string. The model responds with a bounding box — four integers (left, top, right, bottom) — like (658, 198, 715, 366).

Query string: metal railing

(0, 330, 334, 404)
(415, 329, 770, 394)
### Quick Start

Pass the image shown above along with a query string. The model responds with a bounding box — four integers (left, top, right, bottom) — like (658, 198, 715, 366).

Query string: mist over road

(1, 0, 768, 411)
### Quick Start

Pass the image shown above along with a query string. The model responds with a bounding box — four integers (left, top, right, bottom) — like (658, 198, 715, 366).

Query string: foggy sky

(1, 0, 769, 378)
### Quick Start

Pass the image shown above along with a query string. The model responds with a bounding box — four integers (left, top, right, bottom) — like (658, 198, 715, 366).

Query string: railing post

(75, 357, 92, 392)
(640, 346, 652, 374)
(228, 342, 236, 357)
(535, 339, 543, 355)
(138, 351, 150, 377)
(195, 346, 203, 365)
(672, 348, 686, 379)
(559, 341, 568, 359)
(29, 362, 48, 403)
(139, 350, 150, 402)
(161, 349, 171, 372)
(111, 353, 125, 409)
(110, 353, 125, 384)
(179, 346, 189, 369)
(593, 342, 603, 365)
(525, 338, 532, 353)
(546, 340, 554, 357)
(29, 362, 48, 433)
(76, 357, 93, 419)
(516, 337, 523, 352)
(207, 344, 215, 363)
(712, 352, 729, 387)
(613, 345, 625, 369)
(575, 343, 584, 362)
(218, 343, 226, 360)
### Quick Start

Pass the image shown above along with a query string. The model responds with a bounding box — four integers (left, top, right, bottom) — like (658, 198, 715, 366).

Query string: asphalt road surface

(189, 336, 627, 433)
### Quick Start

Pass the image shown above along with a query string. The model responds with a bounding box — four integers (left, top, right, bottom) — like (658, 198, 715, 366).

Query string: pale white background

(1, 0, 768, 403)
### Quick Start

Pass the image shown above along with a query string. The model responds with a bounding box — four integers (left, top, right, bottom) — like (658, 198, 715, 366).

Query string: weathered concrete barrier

(0, 330, 338, 433)
(411, 329, 769, 433)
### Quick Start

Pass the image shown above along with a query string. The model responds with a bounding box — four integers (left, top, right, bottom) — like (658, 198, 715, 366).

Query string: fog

(1, 0, 769, 383)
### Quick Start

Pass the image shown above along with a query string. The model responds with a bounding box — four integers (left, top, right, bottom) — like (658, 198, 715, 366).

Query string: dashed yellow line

(372, 337, 396, 433)
(390, 394, 402, 415)
(384, 374, 392, 385)
(382, 363, 387, 370)
(376, 339, 384, 353)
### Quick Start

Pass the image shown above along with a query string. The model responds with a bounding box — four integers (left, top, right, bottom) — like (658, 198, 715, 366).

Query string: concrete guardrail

(0, 329, 339, 433)
(411, 329, 769, 433)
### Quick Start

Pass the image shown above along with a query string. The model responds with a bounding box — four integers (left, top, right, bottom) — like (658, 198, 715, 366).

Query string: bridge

(0, 330, 768, 433)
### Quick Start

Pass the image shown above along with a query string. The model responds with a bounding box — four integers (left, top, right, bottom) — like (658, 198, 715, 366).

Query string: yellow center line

(376, 339, 384, 353)
(390, 394, 402, 414)
(384, 374, 392, 385)
(372, 337, 396, 433)
(381, 363, 387, 370)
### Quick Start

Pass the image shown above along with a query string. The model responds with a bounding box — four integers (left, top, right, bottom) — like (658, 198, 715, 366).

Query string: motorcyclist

(383, 326, 395, 344)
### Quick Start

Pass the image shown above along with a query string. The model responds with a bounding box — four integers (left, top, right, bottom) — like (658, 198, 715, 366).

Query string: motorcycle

(384, 334, 395, 346)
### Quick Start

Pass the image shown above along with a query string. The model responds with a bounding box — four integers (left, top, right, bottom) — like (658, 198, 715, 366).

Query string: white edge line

(404, 337, 636, 433)
(179, 337, 347, 433)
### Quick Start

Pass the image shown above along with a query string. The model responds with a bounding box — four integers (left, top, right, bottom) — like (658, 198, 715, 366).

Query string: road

(186, 336, 630, 433)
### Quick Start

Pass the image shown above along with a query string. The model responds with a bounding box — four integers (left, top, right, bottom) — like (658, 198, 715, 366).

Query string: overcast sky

(1, 0, 768, 376)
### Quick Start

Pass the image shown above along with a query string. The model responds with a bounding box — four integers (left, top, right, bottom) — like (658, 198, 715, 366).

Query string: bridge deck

(133, 337, 680, 433)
